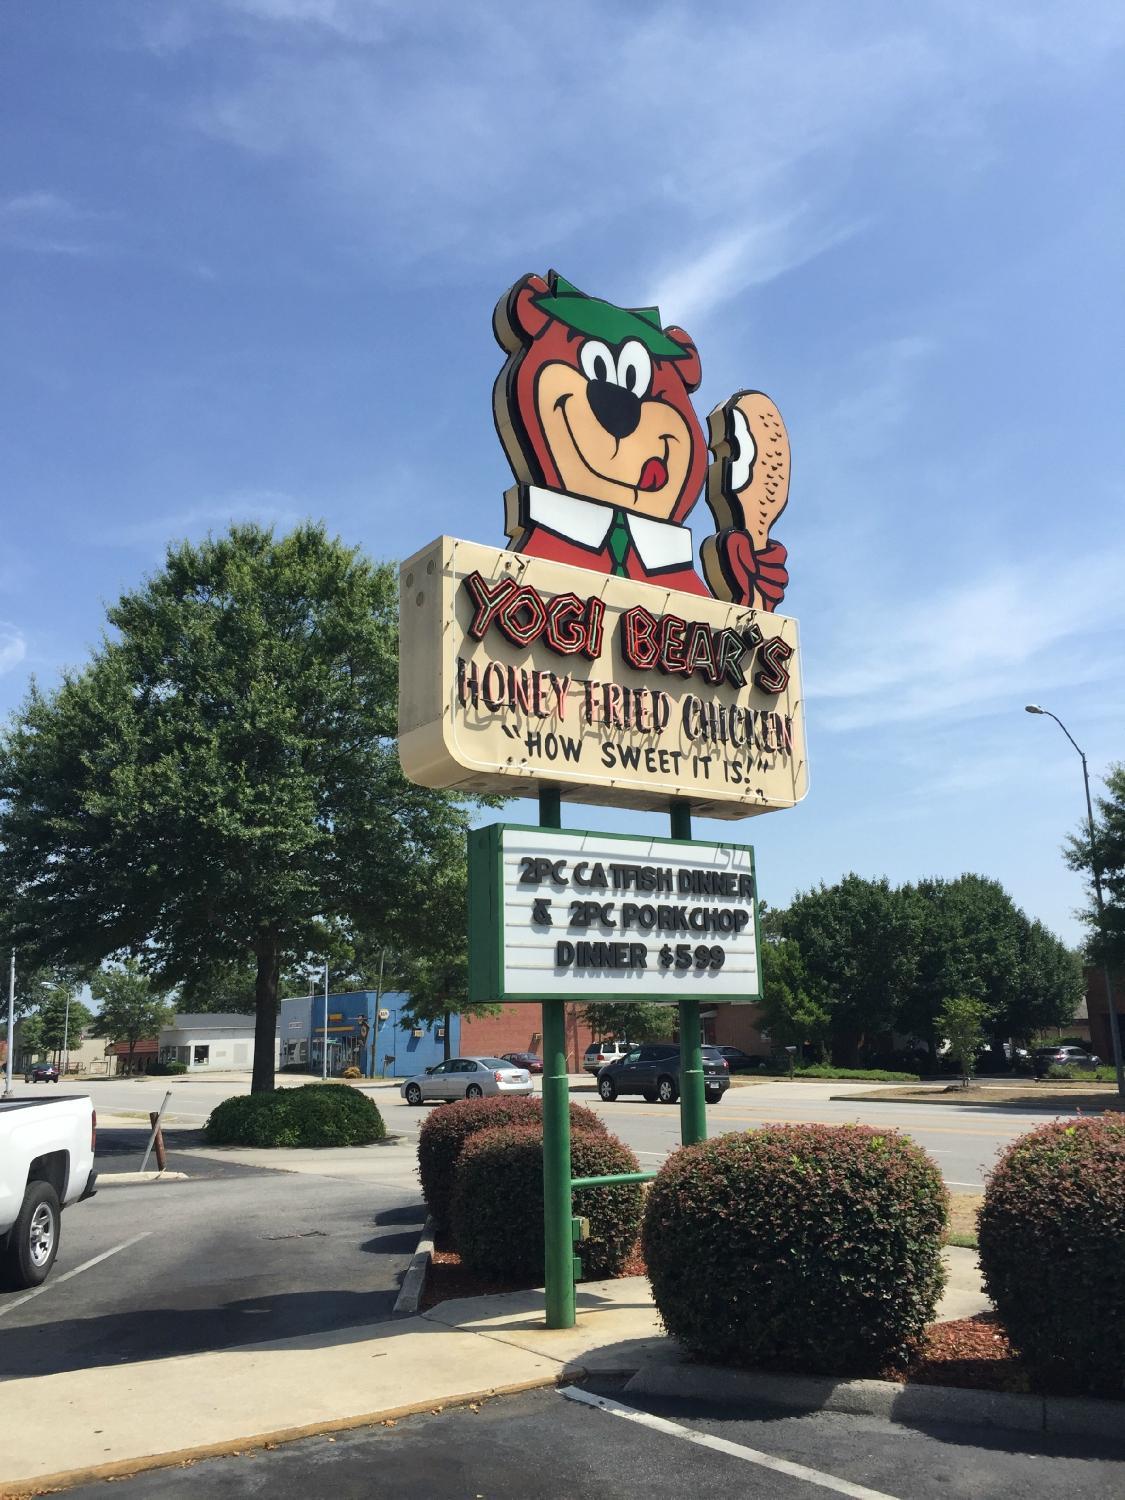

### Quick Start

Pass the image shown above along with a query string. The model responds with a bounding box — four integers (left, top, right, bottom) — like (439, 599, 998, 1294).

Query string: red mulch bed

(420, 1245, 1112, 1399)
(891, 1314, 1030, 1393)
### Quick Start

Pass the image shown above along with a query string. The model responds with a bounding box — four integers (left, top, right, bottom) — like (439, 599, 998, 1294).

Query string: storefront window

(193, 1044, 210, 1065)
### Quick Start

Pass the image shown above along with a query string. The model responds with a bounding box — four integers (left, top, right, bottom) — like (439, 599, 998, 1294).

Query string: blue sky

(2, 1, 1122, 948)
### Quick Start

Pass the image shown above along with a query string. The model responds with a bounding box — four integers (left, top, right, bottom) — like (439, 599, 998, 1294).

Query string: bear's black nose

(587, 379, 642, 441)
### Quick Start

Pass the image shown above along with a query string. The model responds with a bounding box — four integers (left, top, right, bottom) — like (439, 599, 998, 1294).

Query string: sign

(494, 273, 792, 610)
(398, 268, 807, 822)
(467, 825, 761, 1004)
(399, 537, 806, 819)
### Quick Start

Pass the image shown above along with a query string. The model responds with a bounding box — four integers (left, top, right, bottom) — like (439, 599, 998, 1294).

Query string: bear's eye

(616, 340, 652, 398)
(579, 340, 616, 385)
(729, 406, 757, 492)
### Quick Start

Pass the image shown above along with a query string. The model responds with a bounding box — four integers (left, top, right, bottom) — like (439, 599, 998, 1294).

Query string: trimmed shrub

(451, 1124, 642, 1281)
(642, 1124, 947, 1376)
(204, 1083, 386, 1147)
(978, 1114, 1125, 1396)
(148, 1061, 188, 1076)
(417, 1095, 606, 1231)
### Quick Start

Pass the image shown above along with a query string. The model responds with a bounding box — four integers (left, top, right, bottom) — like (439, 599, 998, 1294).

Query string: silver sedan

(400, 1056, 533, 1105)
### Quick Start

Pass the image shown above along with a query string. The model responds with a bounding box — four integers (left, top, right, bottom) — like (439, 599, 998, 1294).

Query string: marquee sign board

(467, 825, 761, 1004)
(399, 536, 807, 820)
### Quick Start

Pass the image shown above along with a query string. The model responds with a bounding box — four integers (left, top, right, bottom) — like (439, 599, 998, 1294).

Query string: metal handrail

(571, 1170, 657, 1189)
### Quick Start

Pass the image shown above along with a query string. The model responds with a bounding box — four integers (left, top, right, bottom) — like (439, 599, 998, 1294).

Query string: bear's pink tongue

(638, 457, 668, 492)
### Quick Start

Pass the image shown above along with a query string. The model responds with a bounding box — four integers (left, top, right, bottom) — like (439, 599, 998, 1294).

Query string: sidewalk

(0, 1250, 987, 1495)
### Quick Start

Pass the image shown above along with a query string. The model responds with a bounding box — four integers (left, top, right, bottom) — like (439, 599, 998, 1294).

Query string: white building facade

(158, 1013, 279, 1072)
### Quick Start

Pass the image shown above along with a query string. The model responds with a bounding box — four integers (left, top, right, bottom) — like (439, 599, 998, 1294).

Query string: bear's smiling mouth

(554, 394, 675, 498)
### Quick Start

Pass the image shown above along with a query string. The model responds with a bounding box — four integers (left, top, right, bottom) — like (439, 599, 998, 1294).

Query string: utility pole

(322, 959, 329, 1080)
(1025, 705, 1125, 1098)
(3, 950, 14, 1097)
(62, 988, 72, 1079)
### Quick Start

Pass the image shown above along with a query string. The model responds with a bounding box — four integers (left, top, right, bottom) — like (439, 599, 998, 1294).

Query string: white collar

(526, 486, 695, 571)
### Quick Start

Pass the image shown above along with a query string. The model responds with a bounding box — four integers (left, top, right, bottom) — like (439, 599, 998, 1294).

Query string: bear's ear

(494, 273, 552, 351)
(663, 326, 702, 392)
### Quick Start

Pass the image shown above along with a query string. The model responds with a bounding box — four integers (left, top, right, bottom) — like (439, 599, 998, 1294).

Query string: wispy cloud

(0, 190, 107, 257)
(101, 490, 305, 551)
(808, 542, 1125, 732)
(0, 625, 28, 677)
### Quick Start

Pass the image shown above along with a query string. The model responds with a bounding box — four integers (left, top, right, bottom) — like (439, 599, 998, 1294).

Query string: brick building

(460, 1004, 598, 1070)
(459, 1001, 772, 1066)
(1085, 967, 1124, 1063)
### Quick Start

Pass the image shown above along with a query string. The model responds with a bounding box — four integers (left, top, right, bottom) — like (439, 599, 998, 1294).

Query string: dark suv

(596, 1044, 729, 1105)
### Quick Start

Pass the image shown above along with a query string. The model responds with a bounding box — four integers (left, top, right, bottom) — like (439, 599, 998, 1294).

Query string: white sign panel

(468, 825, 761, 1004)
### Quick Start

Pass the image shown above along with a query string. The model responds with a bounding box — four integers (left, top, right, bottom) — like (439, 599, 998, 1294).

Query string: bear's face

(494, 272, 707, 523)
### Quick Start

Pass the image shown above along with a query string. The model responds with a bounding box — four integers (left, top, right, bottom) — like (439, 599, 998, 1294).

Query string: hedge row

(204, 1083, 386, 1147)
(417, 1094, 606, 1231)
(978, 1114, 1124, 1396)
(451, 1124, 642, 1282)
(642, 1124, 948, 1376)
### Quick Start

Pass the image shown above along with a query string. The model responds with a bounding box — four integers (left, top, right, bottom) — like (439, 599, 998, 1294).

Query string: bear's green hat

(533, 273, 687, 359)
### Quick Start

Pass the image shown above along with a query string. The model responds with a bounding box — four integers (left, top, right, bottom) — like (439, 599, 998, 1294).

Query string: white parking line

(0, 1232, 151, 1319)
(561, 1386, 901, 1500)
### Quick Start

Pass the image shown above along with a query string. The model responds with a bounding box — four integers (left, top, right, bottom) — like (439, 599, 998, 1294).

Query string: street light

(1025, 704, 1125, 1097)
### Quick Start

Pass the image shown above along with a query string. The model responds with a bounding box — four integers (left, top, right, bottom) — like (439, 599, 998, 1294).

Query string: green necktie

(607, 510, 631, 576)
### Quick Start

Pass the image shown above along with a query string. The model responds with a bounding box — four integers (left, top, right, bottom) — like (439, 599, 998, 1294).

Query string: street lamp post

(1025, 705, 1125, 1098)
(322, 959, 329, 1081)
(3, 951, 14, 1097)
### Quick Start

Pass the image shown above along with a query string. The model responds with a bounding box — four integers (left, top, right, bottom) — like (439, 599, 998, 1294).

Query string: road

(0, 1114, 423, 1379)
(9, 1071, 1064, 1188)
(57, 1380, 1125, 1499)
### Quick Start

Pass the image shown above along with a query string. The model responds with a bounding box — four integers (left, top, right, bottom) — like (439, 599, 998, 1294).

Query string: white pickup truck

(0, 1095, 97, 1289)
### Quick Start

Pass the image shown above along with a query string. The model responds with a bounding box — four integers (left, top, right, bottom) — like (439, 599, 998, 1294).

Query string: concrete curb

(0, 1376, 567, 1499)
(392, 1216, 435, 1317)
(623, 1361, 1125, 1439)
(94, 1171, 190, 1186)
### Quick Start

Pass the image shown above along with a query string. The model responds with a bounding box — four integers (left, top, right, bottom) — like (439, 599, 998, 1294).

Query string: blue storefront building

(279, 991, 460, 1079)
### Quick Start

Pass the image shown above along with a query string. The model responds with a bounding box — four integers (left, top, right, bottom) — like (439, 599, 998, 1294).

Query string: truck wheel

(3, 1181, 61, 1289)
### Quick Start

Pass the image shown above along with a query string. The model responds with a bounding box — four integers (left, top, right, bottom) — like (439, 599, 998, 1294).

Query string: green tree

(580, 1002, 675, 1042)
(0, 523, 477, 1092)
(36, 983, 93, 1062)
(758, 936, 830, 1057)
(16, 1009, 45, 1063)
(1006, 919, 1084, 1046)
(773, 875, 917, 1065)
(938, 994, 988, 1088)
(89, 959, 175, 1074)
(898, 875, 1024, 1066)
(1065, 761, 1125, 970)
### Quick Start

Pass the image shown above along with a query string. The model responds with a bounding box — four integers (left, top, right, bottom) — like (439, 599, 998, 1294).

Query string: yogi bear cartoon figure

(493, 271, 791, 609)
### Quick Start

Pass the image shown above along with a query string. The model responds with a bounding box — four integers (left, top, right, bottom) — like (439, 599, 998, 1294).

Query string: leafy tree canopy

(1066, 761, 1125, 969)
(89, 958, 175, 1063)
(580, 1002, 675, 1042)
(0, 524, 480, 1091)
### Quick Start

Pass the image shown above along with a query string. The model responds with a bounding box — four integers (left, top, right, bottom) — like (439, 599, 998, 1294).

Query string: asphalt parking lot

(0, 1125, 423, 1380)
(57, 1380, 1125, 1500)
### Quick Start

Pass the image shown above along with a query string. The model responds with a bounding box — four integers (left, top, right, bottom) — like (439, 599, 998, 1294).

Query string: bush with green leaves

(204, 1083, 386, 1147)
(417, 1094, 606, 1231)
(761, 1064, 919, 1082)
(451, 1123, 642, 1281)
(148, 1061, 187, 1076)
(1045, 1064, 1118, 1082)
(642, 1124, 947, 1376)
(978, 1114, 1125, 1396)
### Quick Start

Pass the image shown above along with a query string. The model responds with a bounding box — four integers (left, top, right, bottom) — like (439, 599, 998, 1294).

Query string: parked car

(595, 1043, 730, 1105)
(1032, 1045, 1101, 1078)
(23, 1062, 60, 1084)
(583, 1041, 628, 1074)
(400, 1056, 533, 1105)
(0, 1094, 97, 1288)
(715, 1046, 765, 1073)
(500, 1051, 543, 1075)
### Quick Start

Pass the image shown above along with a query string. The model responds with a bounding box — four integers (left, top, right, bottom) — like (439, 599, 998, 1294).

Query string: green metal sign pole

(671, 800, 707, 1147)
(539, 785, 576, 1329)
